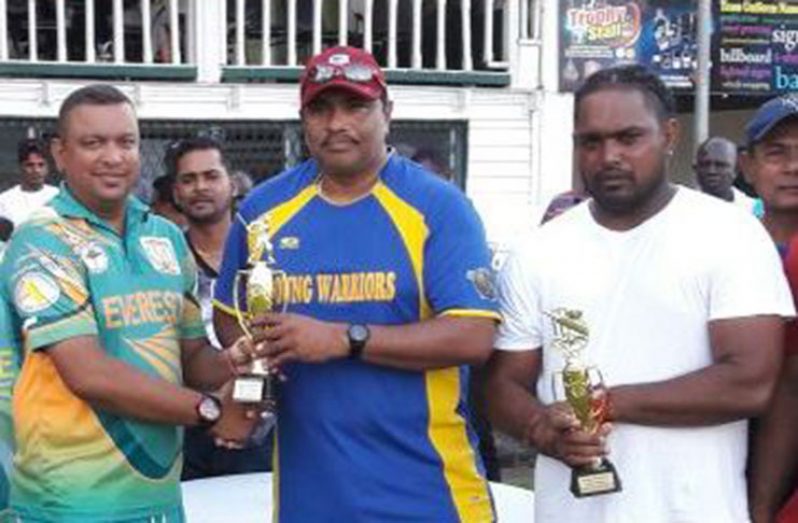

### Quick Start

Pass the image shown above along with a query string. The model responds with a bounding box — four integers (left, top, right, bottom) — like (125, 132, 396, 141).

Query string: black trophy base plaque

(570, 459, 622, 498)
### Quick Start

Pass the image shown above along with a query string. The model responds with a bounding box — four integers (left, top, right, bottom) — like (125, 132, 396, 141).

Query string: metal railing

(225, 0, 536, 72)
(0, 0, 185, 64)
(0, 1, 540, 77)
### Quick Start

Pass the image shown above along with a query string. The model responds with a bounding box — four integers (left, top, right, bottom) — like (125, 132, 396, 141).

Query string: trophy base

(232, 374, 277, 407)
(570, 459, 622, 498)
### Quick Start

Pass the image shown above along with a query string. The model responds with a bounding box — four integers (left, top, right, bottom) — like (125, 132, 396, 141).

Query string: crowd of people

(0, 44, 794, 523)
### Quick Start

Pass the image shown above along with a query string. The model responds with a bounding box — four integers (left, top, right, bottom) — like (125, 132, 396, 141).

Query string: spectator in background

(230, 170, 254, 209)
(0, 218, 12, 255)
(412, 148, 454, 182)
(0, 139, 58, 228)
(743, 94, 798, 523)
(171, 137, 272, 480)
(694, 136, 757, 213)
(540, 190, 588, 224)
(151, 173, 187, 229)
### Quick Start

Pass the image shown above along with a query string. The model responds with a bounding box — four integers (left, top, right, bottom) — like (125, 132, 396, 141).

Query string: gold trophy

(232, 214, 284, 411)
(547, 308, 621, 498)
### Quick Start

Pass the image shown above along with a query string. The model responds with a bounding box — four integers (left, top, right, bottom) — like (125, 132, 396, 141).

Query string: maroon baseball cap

(300, 46, 387, 108)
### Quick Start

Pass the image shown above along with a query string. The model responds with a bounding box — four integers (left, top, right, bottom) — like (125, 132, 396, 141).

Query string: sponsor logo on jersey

(14, 272, 60, 314)
(264, 271, 397, 305)
(279, 237, 300, 250)
(78, 242, 109, 274)
(467, 267, 497, 300)
(140, 237, 180, 275)
(103, 290, 183, 328)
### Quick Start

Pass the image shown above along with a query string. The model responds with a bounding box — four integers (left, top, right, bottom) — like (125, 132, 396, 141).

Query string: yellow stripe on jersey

(126, 338, 180, 384)
(268, 184, 319, 236)
(13, 353, 117, 478)
(425, 368, 493, 522)
(441, 309, 503, 321)
(372, 182, 430, 318)
(26, 307, 96, 349)
(374, 183, 491, 521)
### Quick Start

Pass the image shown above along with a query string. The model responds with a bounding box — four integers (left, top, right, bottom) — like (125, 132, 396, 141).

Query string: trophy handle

(586, 366, 604, 386)
(586, 366, 609, 426)
(271, 269, 289, 313)
(232, 270, 254, 340)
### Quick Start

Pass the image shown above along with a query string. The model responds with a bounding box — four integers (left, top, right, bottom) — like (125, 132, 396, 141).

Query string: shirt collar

(51, 182, 150, 231)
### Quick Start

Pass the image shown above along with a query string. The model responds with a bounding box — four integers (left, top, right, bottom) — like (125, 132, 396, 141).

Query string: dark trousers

(181, 427, 273, 481)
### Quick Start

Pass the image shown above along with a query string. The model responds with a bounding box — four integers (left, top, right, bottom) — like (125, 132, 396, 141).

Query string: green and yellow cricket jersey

(0, 295, 20, 516)
(0, 187, 205, 523)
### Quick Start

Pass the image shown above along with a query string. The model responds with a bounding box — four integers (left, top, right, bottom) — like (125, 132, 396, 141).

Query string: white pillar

(195, 0, 224, 82)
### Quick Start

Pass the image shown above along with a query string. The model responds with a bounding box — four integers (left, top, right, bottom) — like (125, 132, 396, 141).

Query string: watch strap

(347, 323, 370, 360)
(196, 394, 222, 428)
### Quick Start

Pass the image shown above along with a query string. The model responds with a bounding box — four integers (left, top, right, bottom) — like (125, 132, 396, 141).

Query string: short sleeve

(708, 215, 795, 321)
(493, 243, 543, 352)
(213, 211, 250, 316)
(422, 191, 500, 320)
(1, 225, 98, 351)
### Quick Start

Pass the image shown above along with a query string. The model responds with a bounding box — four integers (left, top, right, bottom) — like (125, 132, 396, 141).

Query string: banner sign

(713, 0, 798, 93)
(559, 0, 798, 95)
(559, 0, 697, 92)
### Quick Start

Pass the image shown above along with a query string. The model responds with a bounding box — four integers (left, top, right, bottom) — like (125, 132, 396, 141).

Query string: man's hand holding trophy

(543, 308, 622, 498)
(228, 214, 287, 439)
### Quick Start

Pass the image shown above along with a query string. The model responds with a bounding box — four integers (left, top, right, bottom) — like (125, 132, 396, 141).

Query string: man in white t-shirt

(694, 136, 757, 213)
(485, 65, 794, 523)
(0, 139, 58, 227)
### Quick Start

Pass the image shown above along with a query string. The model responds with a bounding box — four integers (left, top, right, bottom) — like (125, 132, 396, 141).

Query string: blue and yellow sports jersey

(215, 154, 500, 522)
(0, 187, 205, 523)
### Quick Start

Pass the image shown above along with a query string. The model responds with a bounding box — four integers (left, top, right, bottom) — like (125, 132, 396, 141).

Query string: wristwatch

(195, 394, 222, 428)
(347, 323, 370, 359)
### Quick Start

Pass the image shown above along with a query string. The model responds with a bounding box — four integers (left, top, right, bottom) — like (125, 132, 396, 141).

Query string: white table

(182, 473, 534, 522)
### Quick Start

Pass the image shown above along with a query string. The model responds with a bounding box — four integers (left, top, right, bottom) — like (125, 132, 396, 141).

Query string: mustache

(321, 132, 358, 146)
(594, 168, 633, 180)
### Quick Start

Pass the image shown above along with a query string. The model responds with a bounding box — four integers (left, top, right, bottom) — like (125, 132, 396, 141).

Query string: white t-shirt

(495, 187, 794, 523)
(0, 184, 59, 227)
(732, 186, 757, 214)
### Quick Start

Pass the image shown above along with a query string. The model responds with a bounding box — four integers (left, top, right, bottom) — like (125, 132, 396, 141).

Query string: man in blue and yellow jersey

(0, 84, 263, 523)
(214, 46, 501, 522)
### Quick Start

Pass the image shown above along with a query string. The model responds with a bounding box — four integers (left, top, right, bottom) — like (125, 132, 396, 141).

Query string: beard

(582, 160, 668, 216)
(183, 202, 230, 225)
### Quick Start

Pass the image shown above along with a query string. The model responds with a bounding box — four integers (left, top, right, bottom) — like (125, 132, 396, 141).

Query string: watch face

(349, 324, 369, 343)
(199, 397, 221, 422)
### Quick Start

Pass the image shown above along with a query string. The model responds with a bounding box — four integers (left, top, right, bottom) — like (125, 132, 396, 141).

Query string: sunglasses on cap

(307, 63, 382, 84)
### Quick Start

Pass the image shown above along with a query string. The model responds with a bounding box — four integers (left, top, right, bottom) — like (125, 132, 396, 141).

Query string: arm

(181, 337, 244, 391)
(48, 335, 258, 441)
(253, 312, 495, 371)
(214, 307, 245, 348)
(749, 355, 798, 523)
(50, 335, 205, 426)
(484, 349, 607, 467)
(611, 315, 784, 426)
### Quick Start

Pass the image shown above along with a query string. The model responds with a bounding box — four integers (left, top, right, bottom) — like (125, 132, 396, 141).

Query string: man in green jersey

(0, 84, 261, 522)
(0, 297, 19, 515)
